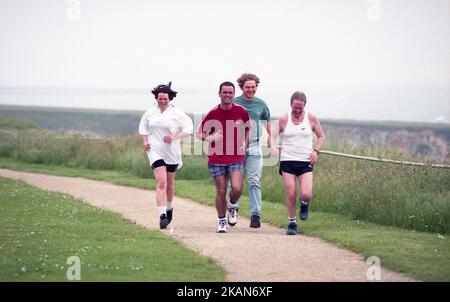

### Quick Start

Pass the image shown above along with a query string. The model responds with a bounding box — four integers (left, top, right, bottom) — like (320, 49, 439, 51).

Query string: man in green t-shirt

(232, 73, 276, 228)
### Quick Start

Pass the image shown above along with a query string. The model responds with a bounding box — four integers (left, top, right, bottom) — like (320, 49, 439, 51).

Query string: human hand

(163, 134, 177, 144)
(143, 142, 151, 151)
(269, 146, 279, 157)
(206, 130, 222, 143)
(310, 150, 318, 165)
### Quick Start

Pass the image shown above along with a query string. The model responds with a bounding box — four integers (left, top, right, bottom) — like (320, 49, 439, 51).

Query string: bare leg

(228, 171, 243, 204)
(153, 166, 167, 206)
(214, 175, 227, 217)
(282, 172, 297, 219)
(298, 172, 313, 203)
(166, 171, 176, 203)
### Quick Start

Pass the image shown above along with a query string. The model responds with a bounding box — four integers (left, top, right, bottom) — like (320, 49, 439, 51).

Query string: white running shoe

(217, 220, 227, 233)
(227, 207, 238, 226)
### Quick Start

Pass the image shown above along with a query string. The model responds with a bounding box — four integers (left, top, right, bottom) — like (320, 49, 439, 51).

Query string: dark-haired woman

(139, 82, 193, 229)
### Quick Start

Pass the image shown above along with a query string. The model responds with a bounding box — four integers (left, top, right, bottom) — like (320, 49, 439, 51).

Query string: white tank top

(280, 111, 313, 162)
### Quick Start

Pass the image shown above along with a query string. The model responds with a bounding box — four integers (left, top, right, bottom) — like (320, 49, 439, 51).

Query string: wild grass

(0, 119, 448, 234)
(261, 155, 450, 234)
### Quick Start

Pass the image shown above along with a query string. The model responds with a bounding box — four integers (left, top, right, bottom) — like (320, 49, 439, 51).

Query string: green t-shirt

(233, 95, 271, 143)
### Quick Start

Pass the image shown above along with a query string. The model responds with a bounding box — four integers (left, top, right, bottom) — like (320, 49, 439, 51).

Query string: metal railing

(320, 150, 450, 169)
(270, 144, 450, 169)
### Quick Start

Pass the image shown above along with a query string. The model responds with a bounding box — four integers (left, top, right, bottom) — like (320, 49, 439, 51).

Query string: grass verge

(0, 176, 225, 281)
(0, 157, 449, 281)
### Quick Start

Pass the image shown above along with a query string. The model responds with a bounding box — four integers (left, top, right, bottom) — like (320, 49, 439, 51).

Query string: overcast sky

(0, 0, 448, 122)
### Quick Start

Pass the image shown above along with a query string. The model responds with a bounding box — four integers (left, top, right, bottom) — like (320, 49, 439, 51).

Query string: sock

(228, 200, 239, 209)
(218, 216, 226, 222)
(289, 217, 297, 224)
(158, 206, 167, 216)
(301, 200, 309, 205)
(166, 202, 173, 211)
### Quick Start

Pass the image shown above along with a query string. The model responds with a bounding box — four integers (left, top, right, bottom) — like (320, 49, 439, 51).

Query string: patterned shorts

(208, 162, 244, 178)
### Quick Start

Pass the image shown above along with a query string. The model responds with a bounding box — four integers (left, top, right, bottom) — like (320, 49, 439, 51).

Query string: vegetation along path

(0, 168, 417, 281)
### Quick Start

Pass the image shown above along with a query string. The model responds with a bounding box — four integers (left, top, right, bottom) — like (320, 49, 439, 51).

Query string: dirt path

(0, 168, 416, 281)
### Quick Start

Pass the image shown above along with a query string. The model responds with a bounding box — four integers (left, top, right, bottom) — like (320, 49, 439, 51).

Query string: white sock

(158, 206, 167, 216)
(289, 217, 297, 224)
(166, 202, 173, 210)
(301, 200, 309, 205)
(228, 200, 239, 209)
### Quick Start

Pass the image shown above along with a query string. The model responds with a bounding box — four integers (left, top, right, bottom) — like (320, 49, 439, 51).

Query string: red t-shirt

(199, 103, 251, 164)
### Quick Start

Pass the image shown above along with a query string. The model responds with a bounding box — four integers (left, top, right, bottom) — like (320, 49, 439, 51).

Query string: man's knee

(301, 192, 313, 202)
(216, 186, 227, 196)
(286, 188, 296, 201)
(230, 185, 242, 196)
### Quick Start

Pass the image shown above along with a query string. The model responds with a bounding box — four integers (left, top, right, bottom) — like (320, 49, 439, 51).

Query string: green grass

(0, 116, 38, 130)
(0, 176, 225, 281)
(1, 129, 449, 234)
(1, 158, 449, 281)
(261, 155, 450, 234)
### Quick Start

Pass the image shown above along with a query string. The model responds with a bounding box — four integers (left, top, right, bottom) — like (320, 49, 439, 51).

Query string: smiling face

(156, 92, 170, 110)
(219, 85, 235, 106)
(242, 80, 257, 100)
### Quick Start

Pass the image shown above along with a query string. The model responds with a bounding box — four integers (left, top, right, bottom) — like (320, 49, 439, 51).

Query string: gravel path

(0, 168, 417, 282)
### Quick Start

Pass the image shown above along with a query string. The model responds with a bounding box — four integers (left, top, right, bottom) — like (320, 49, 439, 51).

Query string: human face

(156, 93, 170, 111)
(219, 85, 235, 105)
(242, 80, 257, 100)
(291, 99, 306, 116)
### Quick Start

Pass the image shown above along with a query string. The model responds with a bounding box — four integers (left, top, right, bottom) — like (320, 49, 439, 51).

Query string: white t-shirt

(139, 105, 193, 168)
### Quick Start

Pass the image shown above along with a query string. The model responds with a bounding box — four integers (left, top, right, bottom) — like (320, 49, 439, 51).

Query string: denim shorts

(208, 162, 244, 178)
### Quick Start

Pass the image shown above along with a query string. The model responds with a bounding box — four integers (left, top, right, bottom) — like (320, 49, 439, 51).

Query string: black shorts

(151, 159, 178, 173)
(279, 161, 313, 176)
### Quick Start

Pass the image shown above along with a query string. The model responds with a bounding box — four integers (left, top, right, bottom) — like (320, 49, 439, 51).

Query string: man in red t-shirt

(197, 81, 251, 233)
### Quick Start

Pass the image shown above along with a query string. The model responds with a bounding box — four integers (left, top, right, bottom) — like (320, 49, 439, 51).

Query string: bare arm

(269, 114, 288, 156)
(196, 126, 222, 142)
(196, 127, 207, 141)
(310, 113, 325, 151)
(245, 117, 253, 150)
(309, 113, 325, 164)
(263, 120, 273, 147)
(244, 126, 251, 150)
(141, 135, 150, 151)
(272, 114, 288, 141)
(263, 119, 278, 157)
